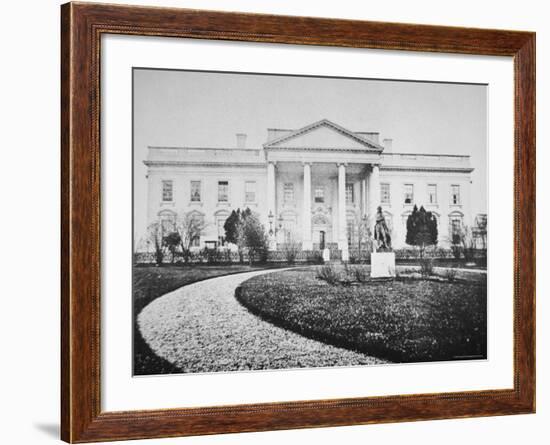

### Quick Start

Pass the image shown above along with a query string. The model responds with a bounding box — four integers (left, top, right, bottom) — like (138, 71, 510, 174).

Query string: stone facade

(144, 119, 476, 252)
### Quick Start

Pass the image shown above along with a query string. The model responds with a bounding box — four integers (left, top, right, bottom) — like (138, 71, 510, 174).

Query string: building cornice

(380, 166, 474, 173)
(382, 153, 470, 159)
(265, 146, 382, 153)
(143, 161, 474, 173)
(143, 161, 267, 168)
(148, 146, 262, 154)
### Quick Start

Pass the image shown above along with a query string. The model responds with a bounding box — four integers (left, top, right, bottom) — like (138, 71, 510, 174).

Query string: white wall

(0, 1, 546, 445)
(145, 164, 268, 244)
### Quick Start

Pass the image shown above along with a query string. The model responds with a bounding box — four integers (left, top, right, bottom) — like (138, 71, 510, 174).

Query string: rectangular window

(190, 180, 201, 202)
(245, 181, 256, 202)
(451, 185, 461, 205)
(283, 183, 294, 203)
(428, 184, 437, 204)
(345, 183, 354, 204)
(404, 184, 414, 204)
(381, 183, 390, 204)
(162, 180, 173, 202)
(218, 180, 229, 202)
(314, 186, 325, 203)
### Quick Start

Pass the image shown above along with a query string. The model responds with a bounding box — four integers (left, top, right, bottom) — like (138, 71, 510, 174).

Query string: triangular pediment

(264, 119, 383, 151)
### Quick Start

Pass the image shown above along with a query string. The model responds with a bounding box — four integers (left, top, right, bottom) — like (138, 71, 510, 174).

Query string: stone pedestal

(371, 252, 396, 278)
(322, 248, 330, 263)
(268, 236, 277, 251)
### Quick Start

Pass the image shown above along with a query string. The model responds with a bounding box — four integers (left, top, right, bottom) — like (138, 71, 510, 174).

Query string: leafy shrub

(443, 267, 458, 282)
(340, 276, 353, 287)
(342, 261, 352, 277)
(450, 244, 462, 259)
(306, 251, 323, 264)
(419, 257, 434, 277)
(353, 266, 370, 283)
(477, 250, 487, 267)
(282, 241, 300, 264)
(434, 247, 452, 259)
(203, 247, 221, 264)
(406, 205, 438, 249)
(463, 245, 476, 263)
(316, 265, 340, 285)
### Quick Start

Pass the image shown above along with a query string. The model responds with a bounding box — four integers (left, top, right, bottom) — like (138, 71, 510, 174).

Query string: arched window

(157, 209, 177, 236)
(188, 210, 205, 247)
(312, 214, 329, 226)
(448, 211, 464, 244)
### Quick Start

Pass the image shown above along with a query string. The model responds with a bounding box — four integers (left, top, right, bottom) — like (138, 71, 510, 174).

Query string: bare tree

(143, 221, 165, 266)
(175, 212, 207, 263)
(281, 231, 300, 264)
(457, 224, 477, 263)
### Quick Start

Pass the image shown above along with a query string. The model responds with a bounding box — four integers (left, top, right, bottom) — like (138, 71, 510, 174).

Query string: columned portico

(302, 162, 313, 250)
(263, 119, 385, 255)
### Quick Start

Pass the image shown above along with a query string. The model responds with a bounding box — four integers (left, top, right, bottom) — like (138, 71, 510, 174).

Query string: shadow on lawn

(133, 263, 293, 376)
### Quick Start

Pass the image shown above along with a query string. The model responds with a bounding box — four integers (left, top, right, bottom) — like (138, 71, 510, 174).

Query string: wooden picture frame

(61, 2, 535, 442)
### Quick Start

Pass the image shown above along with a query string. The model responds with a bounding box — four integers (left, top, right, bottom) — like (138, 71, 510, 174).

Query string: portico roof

(263, 119, 385, 152)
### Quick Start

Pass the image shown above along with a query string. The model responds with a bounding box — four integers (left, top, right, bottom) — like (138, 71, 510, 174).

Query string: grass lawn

(236, 268, 487, 363)
(133, 264, 287, 375)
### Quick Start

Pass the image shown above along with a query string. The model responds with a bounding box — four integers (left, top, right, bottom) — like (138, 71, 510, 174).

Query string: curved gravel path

(138, 269, 385, 373)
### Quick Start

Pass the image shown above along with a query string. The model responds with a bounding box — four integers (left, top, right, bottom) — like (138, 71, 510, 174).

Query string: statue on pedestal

(371, 206, 396, 277)
(374, 206, 392, 251)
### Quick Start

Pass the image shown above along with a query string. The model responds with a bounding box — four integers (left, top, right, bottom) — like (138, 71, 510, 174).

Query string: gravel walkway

(138, 269, 385, 373)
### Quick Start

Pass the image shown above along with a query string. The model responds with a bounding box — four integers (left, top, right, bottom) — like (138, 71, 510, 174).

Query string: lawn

(133, 264, 286, 375)
(236, 268, 487, 363)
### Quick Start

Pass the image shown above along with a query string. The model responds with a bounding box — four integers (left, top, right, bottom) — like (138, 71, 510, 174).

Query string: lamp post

(360, 213, 367, 256)
(268, 210, 278, 252)
(268, 210, 274, 236)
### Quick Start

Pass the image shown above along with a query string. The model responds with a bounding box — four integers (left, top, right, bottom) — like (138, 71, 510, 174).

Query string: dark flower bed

(236, 268, 487, 363)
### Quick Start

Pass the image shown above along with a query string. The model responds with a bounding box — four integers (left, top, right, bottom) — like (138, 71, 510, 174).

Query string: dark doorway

(319, 231, 326, 250)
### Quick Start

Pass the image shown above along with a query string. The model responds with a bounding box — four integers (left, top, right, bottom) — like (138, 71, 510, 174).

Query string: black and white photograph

(133, 68, 488, 376)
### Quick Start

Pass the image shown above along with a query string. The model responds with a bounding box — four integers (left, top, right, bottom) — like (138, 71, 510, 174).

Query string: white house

(144, 119, 476, 254)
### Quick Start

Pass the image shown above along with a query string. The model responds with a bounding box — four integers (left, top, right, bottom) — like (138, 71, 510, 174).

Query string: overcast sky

(134, 68, 487, 237)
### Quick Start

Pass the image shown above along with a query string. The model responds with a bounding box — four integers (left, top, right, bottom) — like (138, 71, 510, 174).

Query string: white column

(361, 178, 367, 217)
(267, 161, 276, 250)
(338, 163, 348, 258)
(302, 162, 312, 250)
(368, 164, 380, 230)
